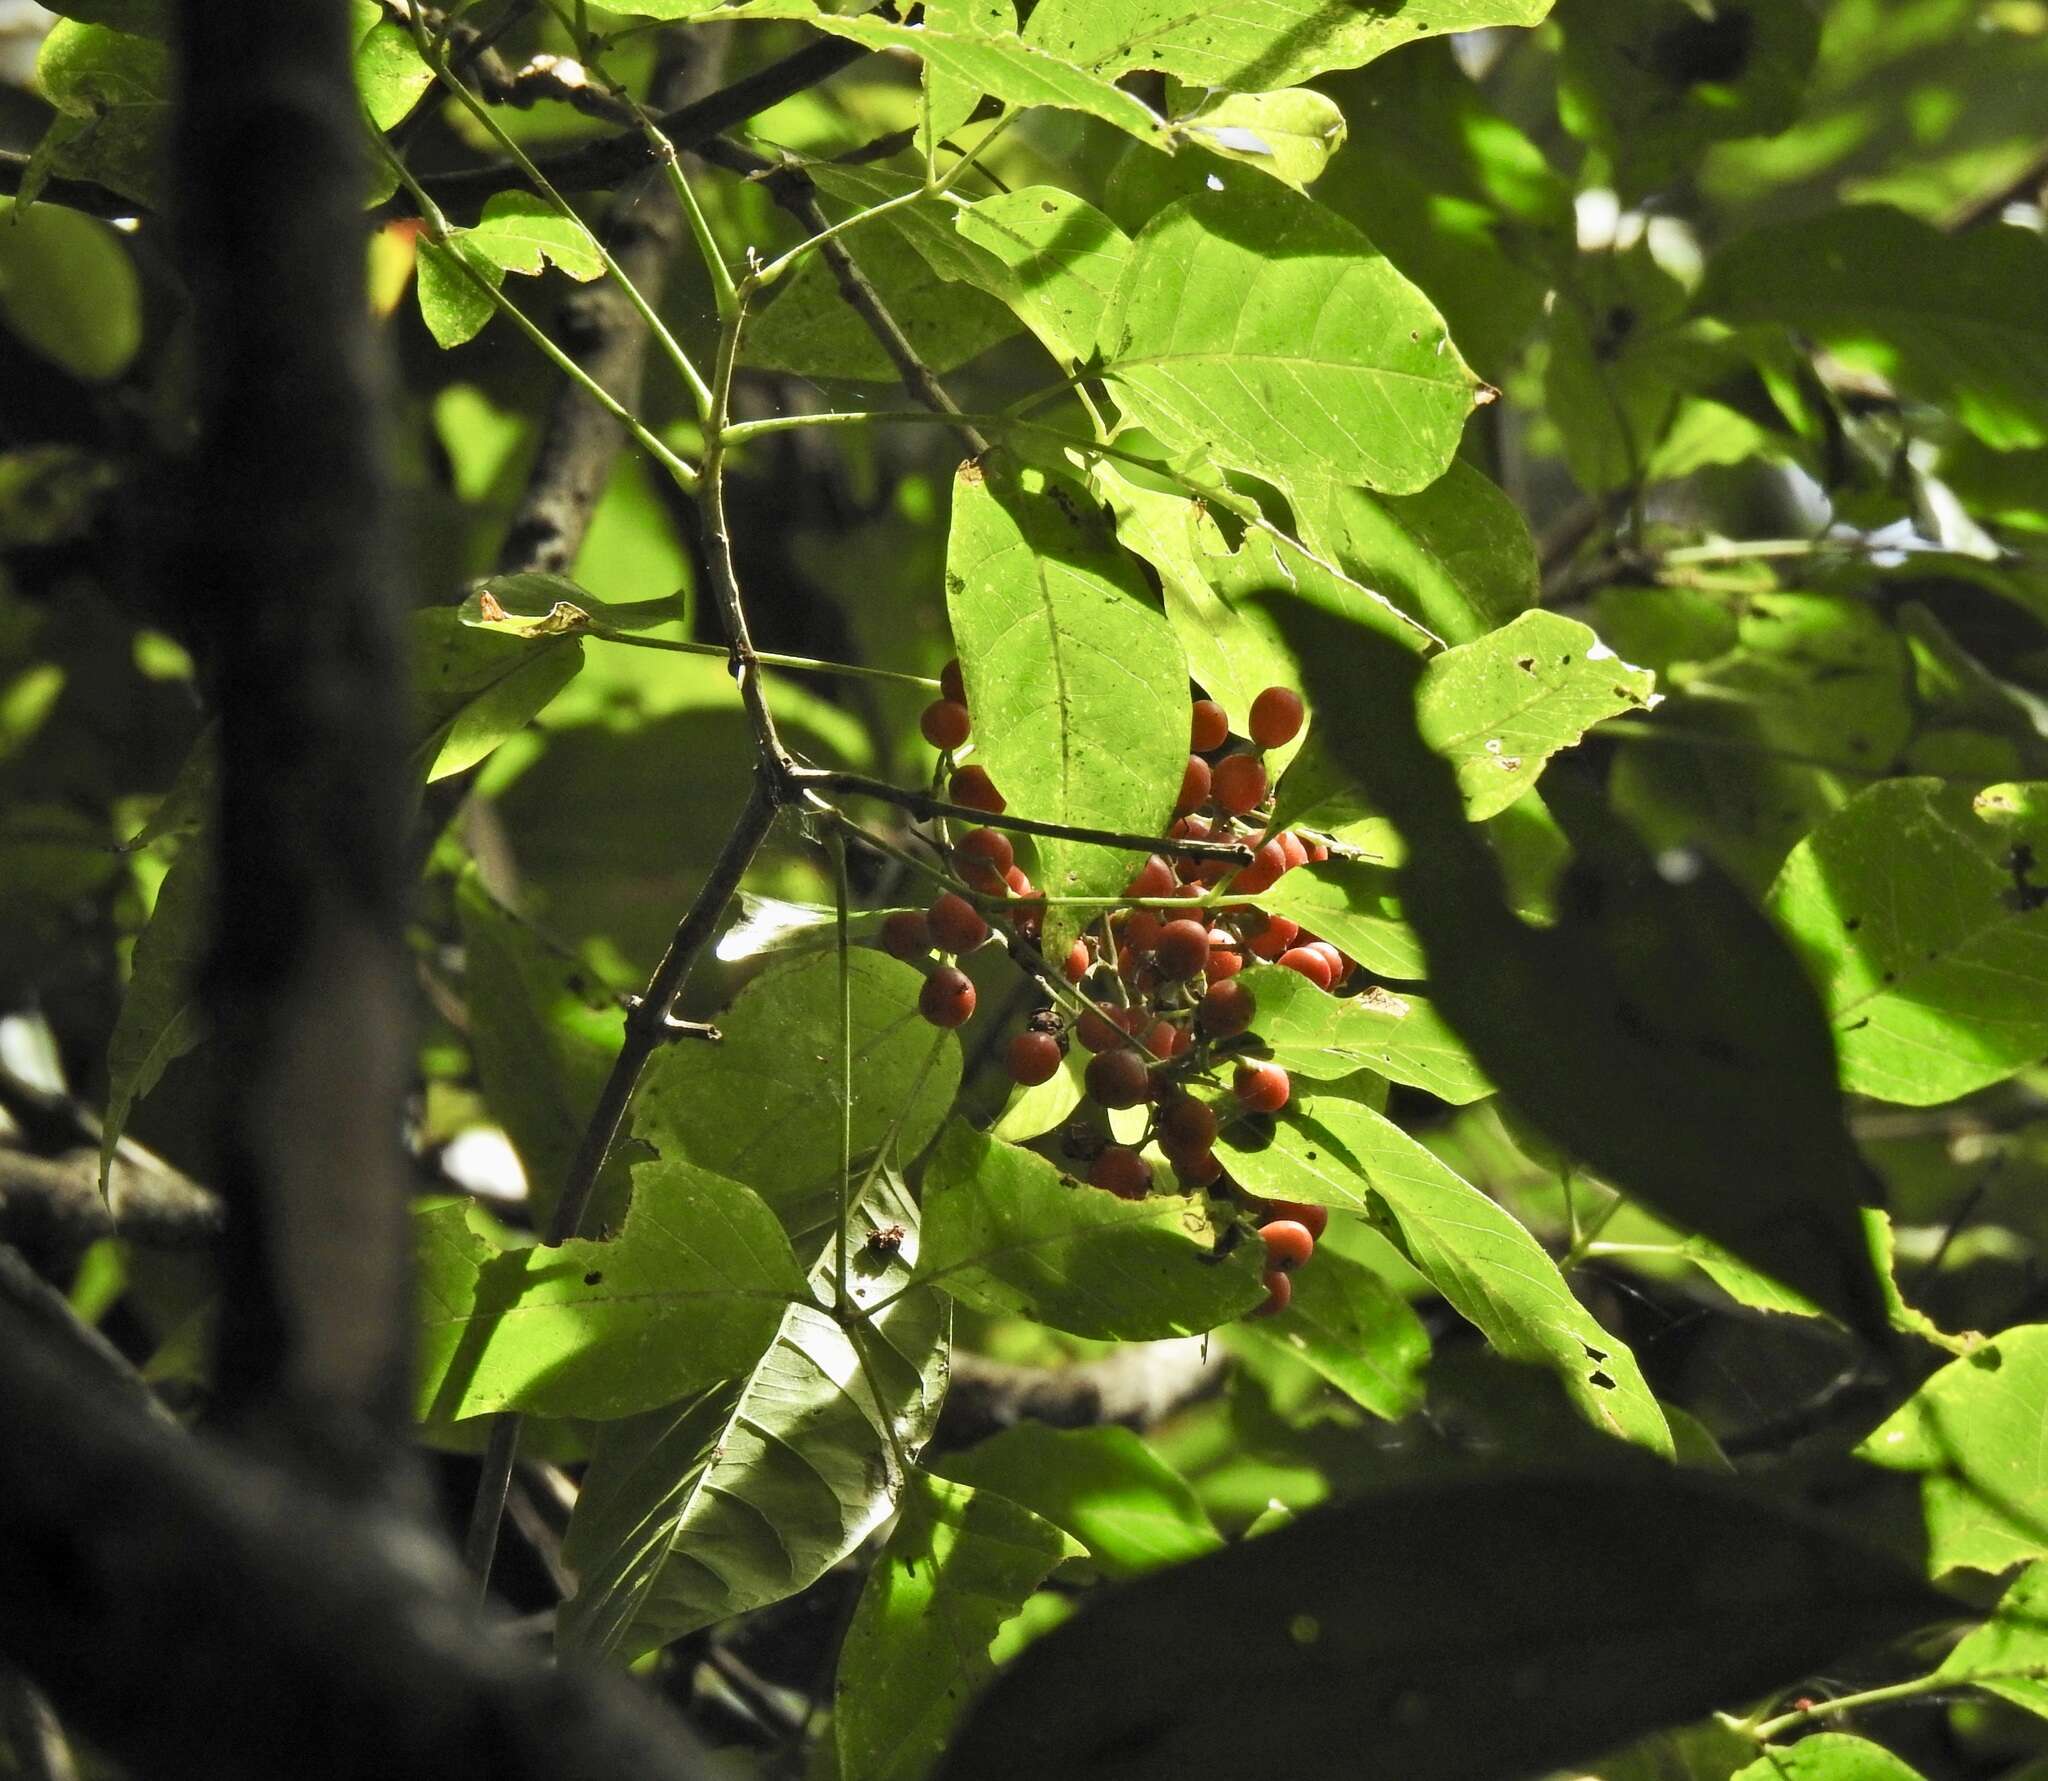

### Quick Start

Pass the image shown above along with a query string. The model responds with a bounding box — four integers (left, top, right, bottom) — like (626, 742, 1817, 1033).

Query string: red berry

(940, 656, 966, 704)
(1154, 918, 1210, 979)
(1259, 1218, 1315, 1271)
(1196, 979, 1256, 1039)
(1211, 754, 1269, 816)
(1190, 699, 1230, 753)
(1249, 1268, 1292, 1318)
(1267, 1199, 1329, 1241)
(955, 827, 1014, 880)
(1249, 686, 1305, 750)
(1302, 835, 1329, 863)
(1233, 837, 1290, 895)
(928, 892, 989, 954)
(1205, 946, 1243, 981)
(880, 910, 932, 961)
(1063, 940, 1091, 983)
(1085, 1046, 1152, 1109)
(1124, 909, 1164, 953)
(1158, 1096, 1218, 1155)
(950, 765, 1005, 814)
(1077, 1007, 1132, 1053)
(919, 967, 976, 1029)
(921, 699, 972, 750)
(1306, 941, 1346, 983)
(1277, 946, 1335, 990)
(1176, 755, 1212, 816)
(1168, 813, 1212, 845)
(1278, 830, 1310, 871)
(1142, 1018, 1189, 1060)
(1125, 854, 1179, 901)
(1172, 1148, 1223, 1188)
(1233, 1061, 1290, 1114)
(1089, 1145, 1152, 1199)
(1004, 864, 1032, 895)
(1246, 916, 1298, 960)
(1007, 1029, 1063, 1086)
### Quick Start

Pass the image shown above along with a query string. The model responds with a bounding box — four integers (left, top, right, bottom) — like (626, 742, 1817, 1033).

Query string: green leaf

(1289, 461, 1540, 648)
(463, 191, 605, 281)
(0, 199, 141, 382)
(939, 1464, 1948, 1780)
(745, 210, 1019, 381)
(99, 845, 209, 1196)
(33, 22, 169, 207)
(410, 609, 584, 781)
(918, 1120, 1266, 1339)
(1090, 466, 1300, 729)
(411, 1156, 805, 1422)
(1098, 184, 1481, 495)
(1020, 0, 1553, 93)
(1698, 206, 2048, 451)
(934, 1425, 1222, 1578)
(1858, 1323, 2048, 1576)
(922, 0, 1015, 157)
(351, 0, 434, 132)
(1229, 1242, 1430, 1419)
(1257, 599, 1892, 1342)
(1311, 44, 1571, 379)
(1220, 1094, 1670, 1455)
(1556, 0, 1823, 199)
(455, 875, 628, 1230)
(634, 950, 961, 1239)
(1767, 779, 2048, 1106)
(836, 1474, 1080, 1781)
(1233, 964, 1491, 1104)
(950, 188, 1131, 365)
(1934, 1560, 2048, 1720)
(416, 236, 505, 350)
(558, 1172, 948, 1660)
(945, 458, 1187, 953)
(1731, 1736, 1928, 1781)
(1277, 609, 1657, 830)
(1253, 859, 1425, 980)
(1172, 89, 1347, 191)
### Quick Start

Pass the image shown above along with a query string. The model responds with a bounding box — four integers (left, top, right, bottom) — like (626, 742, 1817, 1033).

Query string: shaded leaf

(934, 1424, 1221, 1578)
(1098, 184, 1481, 495)
(410, 608, 583, 781)
(1220, 1092, 1670, 1454)
(1698, 206, 2048, 451)
(939, 1464, 1947, 1780)
(836, 1474, 1080, 1781)
(1289, 461, 1540, 648)
(412, 1156, 805, 1421)
(945, 458, 1187, 952)
(1259, 599, 1892, 1341)
(1234, 963, 1491, 1103)
(634, 950, 961, 1239)
(99, 845, 209, 1195)
(1768, 778, 2048, 1106)
(559, 1173, 948, 1660)
(917, 1120, 1266, 1339)
(0, 198, 140, 382)
(32, 21, 169, 207)
(455, 875, 628, 1230)
(1229, 1242, 1430, 1419)
(1859, 1323, 2048, 1575)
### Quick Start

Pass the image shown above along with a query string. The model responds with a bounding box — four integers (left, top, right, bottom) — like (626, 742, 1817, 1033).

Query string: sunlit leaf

(1098, 184, 1482, 494)
(1172, 89, 1347, 191)
(1229, 1242, 1430, 1419)
(934, 1424, 1222, 1578)
(1768, 778, 2048, 1106)
(918, 1120, 1266, 1339)
(1934, 1560, 2048, 1720)
(411, 1156, 805, 1421)
(1233, 964, 1491, 1104)
(1731, 1735, 1929, 1780)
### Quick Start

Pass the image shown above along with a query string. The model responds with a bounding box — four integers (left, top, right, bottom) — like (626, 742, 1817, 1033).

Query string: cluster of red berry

(895, 667, 1354, 1317)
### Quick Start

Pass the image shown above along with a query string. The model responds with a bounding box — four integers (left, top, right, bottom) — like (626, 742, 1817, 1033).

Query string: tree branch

(0, 1291, 717, 1781)
(935, 1340, 1229, 1448)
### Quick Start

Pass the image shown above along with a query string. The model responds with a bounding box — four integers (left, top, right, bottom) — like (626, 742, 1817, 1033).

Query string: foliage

(4, 0, 2048, 1777)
